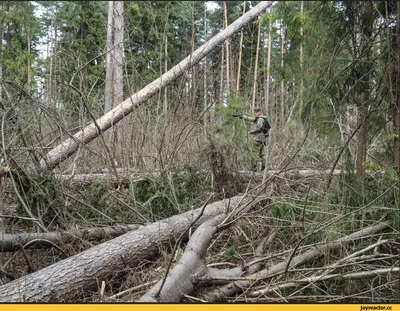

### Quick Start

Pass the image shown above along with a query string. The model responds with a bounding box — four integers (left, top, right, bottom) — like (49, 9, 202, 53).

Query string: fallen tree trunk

(0, 196, 248, 302)
(0, 224, 144, 252)
(54, 169, 343, 186)
(249, 267, 400, 297)
(139, 226, 276, 302)
(39, 1, 274, 171)
(200, 221, 391, 302)
(0, 169, 377, 187)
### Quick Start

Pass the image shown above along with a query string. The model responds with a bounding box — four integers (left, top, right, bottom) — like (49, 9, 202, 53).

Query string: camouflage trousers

(255, 139, 266, 170)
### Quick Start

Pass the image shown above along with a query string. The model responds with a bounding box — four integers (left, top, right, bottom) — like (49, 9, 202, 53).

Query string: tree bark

(394, 0, 400, 176)
(250, 267, 399, 297)
(252, 17, 261, 111)
(265, 7, 272, 113)
(299, 1, 304, 113)
(48, 7, 55, 106)
(138, 214, 227, 302)
(203, 3, 208, 126)
(39, 1, 274, 171)
(223, 1, 230, 97)
(0, 224, 143, 252)
(190, 3, 196, 116)
(0, 196, 248, 302)
(236, 1, 246, 93)
(139, 197, 265, 302)
(113, 1, 124, 108)
(0, 1, 4, 101)
(219, 45, 225, 105)
(163, 32, 168, 115)
(280, 22, 285, 127)
(104, 1, 114, 113)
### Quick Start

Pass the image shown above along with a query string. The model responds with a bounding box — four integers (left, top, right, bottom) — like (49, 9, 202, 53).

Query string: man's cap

(254, 108, 262, 113)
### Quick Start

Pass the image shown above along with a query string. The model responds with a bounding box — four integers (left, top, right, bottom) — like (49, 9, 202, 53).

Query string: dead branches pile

(0, 192, 398, 303)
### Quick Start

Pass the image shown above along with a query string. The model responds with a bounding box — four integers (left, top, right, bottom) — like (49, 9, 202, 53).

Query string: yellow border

(1, 304, 399, 311)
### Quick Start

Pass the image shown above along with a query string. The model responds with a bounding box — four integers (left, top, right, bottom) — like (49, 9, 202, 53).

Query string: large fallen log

(0, 196, 248, 302)
(39, 1, 274, 171)
(0, 224, 144, 252)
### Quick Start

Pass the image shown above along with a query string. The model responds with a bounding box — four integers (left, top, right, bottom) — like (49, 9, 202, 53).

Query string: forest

(0, 0, 399, 303)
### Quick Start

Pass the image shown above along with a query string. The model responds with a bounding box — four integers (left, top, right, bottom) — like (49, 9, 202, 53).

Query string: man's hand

(249, 129, 262, 135)
(232, 114, 243, 119)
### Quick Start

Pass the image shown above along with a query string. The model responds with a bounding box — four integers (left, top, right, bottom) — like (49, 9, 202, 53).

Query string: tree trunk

(299, 1, 304, 113)
(280, 22, 285, 127)
(236, 1, 246, 93)
(223, 1, 230, 97)
(139, 197, 264, 302)
(355, 1, 373, 181)
(138, 213, 227, 302)
(252, 17, 261, 111)
(190, 4, 196, 116)
(48, 8, 55, 106)
(27, 28, 31, 92)
(163, 33, 168, 115)
(356, 95, 367, 180)
(394, 0, 400, 176)
(0, 196, 248, 302)
(265, 7, 272, 113)
(38, 1, 274, 171)
(203, 3, 208, 126)
(0, 224, 143, 252)
(0, 1, 4, 101)
(200, 221, 391, 302)
(113, 1, 124, 108)
(104, 1, 114, 113)
(219, 45, 225, 105)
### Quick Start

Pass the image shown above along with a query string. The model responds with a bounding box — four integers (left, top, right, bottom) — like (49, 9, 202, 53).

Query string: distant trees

(0, 0, 398, 183)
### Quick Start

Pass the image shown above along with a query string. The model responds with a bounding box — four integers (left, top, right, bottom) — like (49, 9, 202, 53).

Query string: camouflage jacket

(242, 114, 269, 141)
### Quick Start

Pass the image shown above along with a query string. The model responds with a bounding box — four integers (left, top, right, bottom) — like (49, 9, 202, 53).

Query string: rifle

(232, 114, 243, 119)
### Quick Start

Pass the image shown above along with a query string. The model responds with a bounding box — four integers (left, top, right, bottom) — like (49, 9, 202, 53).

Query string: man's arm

(242, 115, 256, 122)
(248, 117, 264, 134)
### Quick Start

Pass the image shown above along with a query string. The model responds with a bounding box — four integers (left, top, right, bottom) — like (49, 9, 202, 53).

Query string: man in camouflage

(233, 108, 270, 171)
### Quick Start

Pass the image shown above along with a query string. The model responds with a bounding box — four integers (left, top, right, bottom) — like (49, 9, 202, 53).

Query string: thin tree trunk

(105, 1, 114, 113)
(252, 17, 261, 111)
(191, 4, 196, 115)
(356, 1, 373, 181)
(219, 45, 225, 104)
(280, 22, 285, 127)
(53, 15, 57, 105)
(163, 34, 168, 115)
(265, 7, 272, 114)
(223, 1, 230, 97)
(0, 1, 4, 101)
(48, 8, 55, 105)
(113, 1, 124, 108)
(200, 221, 391, 302)
(203, 3, 208, 126)
(39, 1, 275, 171)
(263, 32, 267, 112)
(356, 105, 367, 180)
(299, 1, 304, 113)
(0, 224, 143, 252)
(27, 29, 31, 91)
(394, 0, 400, 176)
(236, 1, 246, 93)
